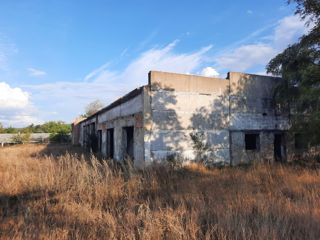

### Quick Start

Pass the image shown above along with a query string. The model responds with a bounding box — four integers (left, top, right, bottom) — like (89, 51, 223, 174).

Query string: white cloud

(20, 14, 310, 124)
(0, 82, 29, 109)
(247, 10, 253, 14)
(23, 41, 212, 123)
(0, 82, 42, 127)
(215, 43, 277, 72)
(200, 67, 220, 77)
(26, 68, 46, 76)
(214, 14, 311, 73)
(119, 41, 212, 86)
(273, 15, 310, 49)
(0, 115, 41, 128)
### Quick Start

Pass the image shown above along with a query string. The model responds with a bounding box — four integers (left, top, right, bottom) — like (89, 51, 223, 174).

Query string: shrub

(49, 131, 70, 143)
(189, 131, 209, 163)
(11, 132, 31, 144)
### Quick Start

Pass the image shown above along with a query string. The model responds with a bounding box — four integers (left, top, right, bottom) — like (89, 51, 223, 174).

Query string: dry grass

(0, 144, 320, 240)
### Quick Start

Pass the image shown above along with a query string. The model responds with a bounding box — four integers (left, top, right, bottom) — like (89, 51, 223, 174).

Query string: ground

(0, 144, 320, 239)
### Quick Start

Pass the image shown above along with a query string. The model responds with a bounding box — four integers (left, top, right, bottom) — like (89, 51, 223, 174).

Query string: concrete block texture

(151, 90, 229, 130)
(73, 70, 301, 167)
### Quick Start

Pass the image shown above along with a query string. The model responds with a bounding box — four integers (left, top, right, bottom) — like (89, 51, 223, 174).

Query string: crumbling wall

(97, 93, 144, 167)
(72, 117, 85, 145)
(228, 72, 290, 164)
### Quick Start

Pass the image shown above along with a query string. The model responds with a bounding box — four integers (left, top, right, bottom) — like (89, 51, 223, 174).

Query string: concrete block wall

(230, 131, 276, 165)
(79, 91, 145, 167)
(74, 70, 295, 166)
(228, 72, 290, 163)
(147, 71, 231, 164)
(0, 133, 51, 144)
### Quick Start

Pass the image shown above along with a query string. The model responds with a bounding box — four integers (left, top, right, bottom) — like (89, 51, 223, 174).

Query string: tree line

(0, 121, 71, 134)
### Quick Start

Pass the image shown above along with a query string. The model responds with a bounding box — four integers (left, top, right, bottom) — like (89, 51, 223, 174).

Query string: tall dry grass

(0, 144, 320, 239)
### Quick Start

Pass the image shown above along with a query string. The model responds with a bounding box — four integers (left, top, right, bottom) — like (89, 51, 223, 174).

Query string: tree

(266, 0, 320, 145)
(82, 99, 104, 118)
(41, 121, 71, 133)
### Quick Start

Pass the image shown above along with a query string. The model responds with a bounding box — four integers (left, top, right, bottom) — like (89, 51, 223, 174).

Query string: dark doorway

(90, 123, 95, 134)
(274, 133, 286, 162)
(97, 130, 102, 152)
(106, 128, 114, 158)
(122, 126, 134, 160)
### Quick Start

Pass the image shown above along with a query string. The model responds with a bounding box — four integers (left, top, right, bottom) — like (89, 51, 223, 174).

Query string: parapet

(148, 70, 229, 95)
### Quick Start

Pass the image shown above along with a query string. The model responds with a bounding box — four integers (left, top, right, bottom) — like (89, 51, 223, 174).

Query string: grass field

(0, 144, 320, 239)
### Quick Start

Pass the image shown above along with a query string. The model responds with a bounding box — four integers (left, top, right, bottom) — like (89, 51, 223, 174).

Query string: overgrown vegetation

(190, 131, 209, 163)
(266, 0, 320, 145)
(0, 121, 71, 134)
(49, 131, 71, 143)
(80, 99, 105, 118)
(10, 132, 31, 144)
(0, 144, 319, 239)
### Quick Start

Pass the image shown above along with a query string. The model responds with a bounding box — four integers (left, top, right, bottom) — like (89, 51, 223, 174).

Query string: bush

(166, 154, 183, 170)
(11, 132, 31, 144)
(189, 131, 209, 163)
(49, 131, 70, 143)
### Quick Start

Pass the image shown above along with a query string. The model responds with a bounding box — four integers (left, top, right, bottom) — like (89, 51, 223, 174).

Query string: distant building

(72, 71, 307, 166)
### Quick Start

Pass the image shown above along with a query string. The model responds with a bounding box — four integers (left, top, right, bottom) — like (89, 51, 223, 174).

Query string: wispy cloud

(213, 15, 311, 73)
(215, 43, 277, 72)
(84, 62, 112, 81)
(120, 48, 128, 57)
(0, 34, 18, 71)
(19, 14, 311, 125)
(247, 10, 253, 14)
(26, 67, 46, 76)
(136, 30, 158, 52)
(23, 41, 212, 122)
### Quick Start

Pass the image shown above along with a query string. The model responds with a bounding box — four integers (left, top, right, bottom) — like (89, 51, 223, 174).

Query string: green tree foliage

(11, 132, 31, 144)
(41, 121, 71, 133)
(1, 121, 71, 134)
(49, 132, 70, 143)
(266, 0, 320, 145)
(4, 127, 19, 134)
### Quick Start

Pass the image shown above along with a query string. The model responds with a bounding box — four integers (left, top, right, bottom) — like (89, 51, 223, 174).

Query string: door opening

(122, 126, 134, 160)
(97, 130, 102, 152)
(106, 128, 114, 158)
(274, 133, 286, 162)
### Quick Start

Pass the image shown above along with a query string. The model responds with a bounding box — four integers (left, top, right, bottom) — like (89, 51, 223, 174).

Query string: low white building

(72, 71, 306, 167)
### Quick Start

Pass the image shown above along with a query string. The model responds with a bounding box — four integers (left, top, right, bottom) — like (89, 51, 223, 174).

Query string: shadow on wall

(228, 73, 289, 165)
(149, 84, 184, 161)
(150, 80, 230, 164)
(189, 93, 230, 164)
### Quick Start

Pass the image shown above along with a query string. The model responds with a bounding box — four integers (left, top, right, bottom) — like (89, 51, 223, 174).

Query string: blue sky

(0, 0, 310, 127)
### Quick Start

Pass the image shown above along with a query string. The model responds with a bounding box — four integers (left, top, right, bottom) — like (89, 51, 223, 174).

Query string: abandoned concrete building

(72, 70, 306, 167)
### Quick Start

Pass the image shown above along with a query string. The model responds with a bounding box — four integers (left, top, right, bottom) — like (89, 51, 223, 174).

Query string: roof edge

(78, 85, 146, 125)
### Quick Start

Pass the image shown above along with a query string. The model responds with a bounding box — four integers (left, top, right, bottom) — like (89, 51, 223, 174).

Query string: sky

(0, 0, 312, 127)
